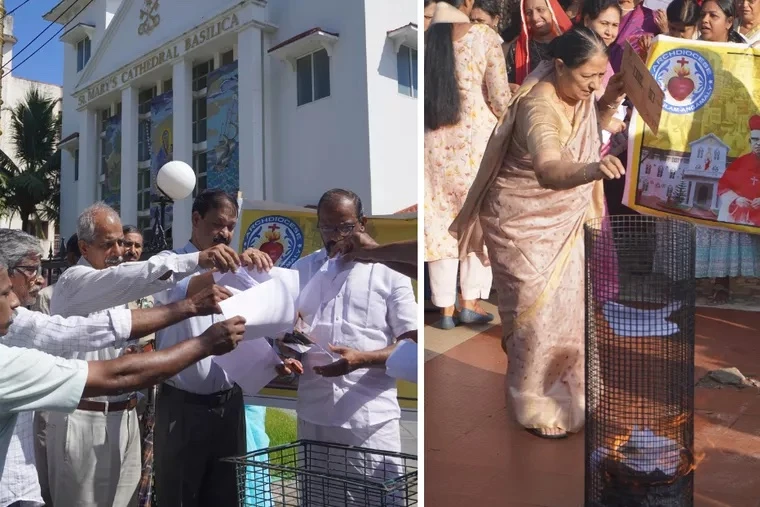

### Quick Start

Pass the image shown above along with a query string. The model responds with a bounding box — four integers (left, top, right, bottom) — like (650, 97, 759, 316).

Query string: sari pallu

(450, 61, 610, 432)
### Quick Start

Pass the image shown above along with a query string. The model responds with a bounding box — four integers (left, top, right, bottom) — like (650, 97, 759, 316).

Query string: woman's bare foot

(527, 427, 568, 439)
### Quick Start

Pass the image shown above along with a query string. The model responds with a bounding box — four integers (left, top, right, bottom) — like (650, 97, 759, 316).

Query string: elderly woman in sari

(451, 26, 626, 439)
(506, 0, 574, 85)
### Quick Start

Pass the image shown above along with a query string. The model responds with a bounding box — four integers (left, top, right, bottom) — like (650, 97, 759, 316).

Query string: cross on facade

(268, 224, 280, 232)
(676, 58, 689, 67)
(751, 176, 758, 186)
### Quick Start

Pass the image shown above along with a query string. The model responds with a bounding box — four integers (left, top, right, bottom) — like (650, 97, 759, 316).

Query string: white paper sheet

(212, 338, 282, 397)
(386, 339, 417, 383)
(219, 279, 297, 340)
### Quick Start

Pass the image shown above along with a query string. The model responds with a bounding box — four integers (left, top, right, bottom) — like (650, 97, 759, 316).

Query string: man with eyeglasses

(0, 228, 233, 507)
(291, 188, 418, 504)
(46, 202, 251, 507)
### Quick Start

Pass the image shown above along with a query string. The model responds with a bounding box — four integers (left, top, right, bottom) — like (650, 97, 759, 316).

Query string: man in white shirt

(0, 257, 248, 480)
(153, 189, 274, 507)
(0, 229, 231, 507)
(48, 202, 244, 507)
(292, 189, 417, 503)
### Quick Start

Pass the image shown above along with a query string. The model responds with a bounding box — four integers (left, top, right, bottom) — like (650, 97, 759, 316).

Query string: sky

(6, 0, 63, 85)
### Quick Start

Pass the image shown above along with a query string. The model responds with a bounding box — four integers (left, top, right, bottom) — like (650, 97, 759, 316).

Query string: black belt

(161, 383, 238, 407)
(78, 397, 138, 413)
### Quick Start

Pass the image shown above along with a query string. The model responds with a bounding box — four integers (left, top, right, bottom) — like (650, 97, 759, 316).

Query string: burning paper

(591, 425, 683, 476)
(276, 314, 338, 360)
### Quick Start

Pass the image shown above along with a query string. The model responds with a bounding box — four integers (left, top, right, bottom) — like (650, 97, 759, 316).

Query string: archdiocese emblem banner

(624, 36, 760, 234)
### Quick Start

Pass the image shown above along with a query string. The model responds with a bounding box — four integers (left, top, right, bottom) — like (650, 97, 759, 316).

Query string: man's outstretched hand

(276, 358, 304, 376)
(188, 284, 233, 316)
(199, 316, 246, 356)
(240, 248, 274, 272)
(342, 232, 380, 263)
(198, 244, 241, 273)
(312, 345, 366, 377)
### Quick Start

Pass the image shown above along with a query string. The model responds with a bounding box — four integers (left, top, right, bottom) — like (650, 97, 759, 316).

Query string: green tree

(671, 179, 688, 206)
(0, 88, 61, 234)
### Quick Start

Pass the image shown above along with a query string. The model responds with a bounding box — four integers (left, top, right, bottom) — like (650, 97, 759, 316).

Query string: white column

(171, 58, 194, 248)
(262, 32, 274, 200)
(237, 25, 265, 201)
(78, 108, 99, 215)
(120, 86, 138, 226)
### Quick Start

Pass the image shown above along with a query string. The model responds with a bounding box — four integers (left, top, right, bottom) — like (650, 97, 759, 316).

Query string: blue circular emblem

(242, 215, 305, 268)
(651, 49, 714, 114)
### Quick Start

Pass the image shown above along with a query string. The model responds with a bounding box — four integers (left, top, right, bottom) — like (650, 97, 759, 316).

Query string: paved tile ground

(424, 298, 760, 507)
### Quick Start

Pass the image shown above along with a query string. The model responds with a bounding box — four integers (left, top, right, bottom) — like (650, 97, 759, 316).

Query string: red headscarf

(513, 0, 574, 84)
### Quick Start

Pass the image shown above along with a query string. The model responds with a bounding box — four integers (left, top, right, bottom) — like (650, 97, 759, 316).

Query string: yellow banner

(624, 36, 760, 233)
(237, 205, 418, 410)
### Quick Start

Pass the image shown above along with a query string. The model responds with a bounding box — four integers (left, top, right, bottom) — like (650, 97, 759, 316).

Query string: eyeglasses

(317, 223, 357, 237)
(12, 264, 42, 278)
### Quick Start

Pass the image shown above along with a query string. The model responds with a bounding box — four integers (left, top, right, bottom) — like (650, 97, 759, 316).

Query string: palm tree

(0, 88, 61, 233)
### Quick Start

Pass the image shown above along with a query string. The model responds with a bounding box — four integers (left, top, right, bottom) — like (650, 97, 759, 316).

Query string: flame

(675, 65, 691, 78)
(265, 230, 281, 242)
(602, 411, 703, 483)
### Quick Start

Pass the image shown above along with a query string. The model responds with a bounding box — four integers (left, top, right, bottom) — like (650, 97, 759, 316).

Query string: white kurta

(291, 250, 417, 506)
(292, 249, 417, 430)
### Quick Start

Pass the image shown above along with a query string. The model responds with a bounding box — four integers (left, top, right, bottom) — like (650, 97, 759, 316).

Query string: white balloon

(156, 161, 196, 201)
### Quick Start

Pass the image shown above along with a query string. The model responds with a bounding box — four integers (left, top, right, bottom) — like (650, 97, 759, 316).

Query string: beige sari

(449, 61, 606, 432)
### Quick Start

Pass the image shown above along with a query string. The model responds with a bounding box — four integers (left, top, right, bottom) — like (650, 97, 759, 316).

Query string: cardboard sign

(622, 42, 664, 134)
(642, 0, 672, 12)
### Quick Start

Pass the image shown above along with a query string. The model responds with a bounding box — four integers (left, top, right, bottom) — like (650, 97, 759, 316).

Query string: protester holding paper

(290, 189, 417, 499)
(151, 189, 273, 507)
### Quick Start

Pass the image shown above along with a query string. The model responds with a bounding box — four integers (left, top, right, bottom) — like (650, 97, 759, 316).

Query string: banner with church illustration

(100, 115, 122, 212)
(624, 36, 760, 234)
(149, 91, 174, 234)
(206, 62, 239, 194)
(237, 200, 419, 410)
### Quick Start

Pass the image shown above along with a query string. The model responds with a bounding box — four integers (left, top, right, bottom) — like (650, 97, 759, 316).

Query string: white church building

(638, 133, 732, 212)
(47, 0, 418, 246)
(0, 15, 62, 254)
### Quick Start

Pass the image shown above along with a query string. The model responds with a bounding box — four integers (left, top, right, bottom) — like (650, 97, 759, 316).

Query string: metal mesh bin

(584, 216, 696, 507)
(224, 440, 418, 506)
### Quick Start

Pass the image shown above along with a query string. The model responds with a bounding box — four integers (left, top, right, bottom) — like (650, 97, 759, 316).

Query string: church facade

(48, 0, 418, 246)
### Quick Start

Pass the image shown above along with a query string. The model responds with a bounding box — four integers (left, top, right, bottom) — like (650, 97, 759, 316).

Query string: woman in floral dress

(424, 0, 512, 329)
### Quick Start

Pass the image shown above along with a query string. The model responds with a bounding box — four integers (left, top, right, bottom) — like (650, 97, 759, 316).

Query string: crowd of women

(423, 0, 760, 439)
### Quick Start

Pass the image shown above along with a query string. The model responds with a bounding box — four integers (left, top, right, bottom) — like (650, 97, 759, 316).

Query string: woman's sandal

(526, 427, 569, 440)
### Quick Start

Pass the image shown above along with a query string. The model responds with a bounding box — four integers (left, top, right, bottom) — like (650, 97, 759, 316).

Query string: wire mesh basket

(584, 216, 696, 507)
(223, 440, 418, 506)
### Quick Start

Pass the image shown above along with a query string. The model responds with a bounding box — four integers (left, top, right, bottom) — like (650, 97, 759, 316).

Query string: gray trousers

(154, 383, 246, 507)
